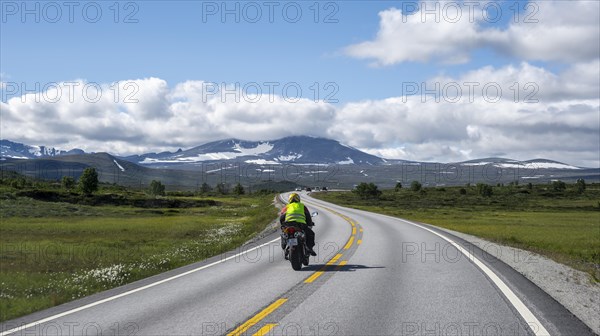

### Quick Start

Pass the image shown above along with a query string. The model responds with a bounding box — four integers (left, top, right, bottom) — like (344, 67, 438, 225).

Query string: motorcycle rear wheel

(290, 248, 302, 270)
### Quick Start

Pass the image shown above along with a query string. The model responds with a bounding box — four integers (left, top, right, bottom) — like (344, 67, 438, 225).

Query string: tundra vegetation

(0, 172, 277, 321)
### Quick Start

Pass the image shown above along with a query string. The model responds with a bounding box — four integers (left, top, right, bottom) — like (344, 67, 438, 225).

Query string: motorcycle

(281, 211, 318, 271)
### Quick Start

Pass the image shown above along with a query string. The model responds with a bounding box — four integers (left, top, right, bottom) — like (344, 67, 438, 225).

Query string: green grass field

(0, 180, 278, 321)
(313, 183, 600, 281)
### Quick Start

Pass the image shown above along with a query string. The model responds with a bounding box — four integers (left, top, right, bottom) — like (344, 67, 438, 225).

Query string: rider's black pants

(303, 225, 315, 249)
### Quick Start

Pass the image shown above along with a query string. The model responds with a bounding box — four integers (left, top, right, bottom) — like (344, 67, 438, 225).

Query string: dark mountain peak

(275, 135, 339, 145)
(115, 136, 384, 166)
(66, 148, 85, 155)
(186, 138, 263, 152)
(91, 152, 115, 159)
(263, 136, 382, 164)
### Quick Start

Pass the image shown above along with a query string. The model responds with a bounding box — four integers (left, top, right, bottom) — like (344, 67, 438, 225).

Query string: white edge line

(382, 214, 551, 336)
(0, 238, 280, 336)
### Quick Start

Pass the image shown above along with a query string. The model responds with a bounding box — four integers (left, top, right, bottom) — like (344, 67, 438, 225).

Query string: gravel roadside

(434, 226, 600, 334)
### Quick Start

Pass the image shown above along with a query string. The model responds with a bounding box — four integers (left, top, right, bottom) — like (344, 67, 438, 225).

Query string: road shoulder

(432, 225, 600, 335)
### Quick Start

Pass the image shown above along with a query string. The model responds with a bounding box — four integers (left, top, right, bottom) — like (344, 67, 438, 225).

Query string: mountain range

(0, 139, 85, 160)
(1, 137, 597, 189)
(0, 137, 587, 169)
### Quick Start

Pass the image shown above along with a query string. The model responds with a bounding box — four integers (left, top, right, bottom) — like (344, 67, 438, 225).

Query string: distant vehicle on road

(295, 187, 302, 191)
(305, 187, 312, 192)
(321, 186, 328, 191)
(314, 187, 321, 191)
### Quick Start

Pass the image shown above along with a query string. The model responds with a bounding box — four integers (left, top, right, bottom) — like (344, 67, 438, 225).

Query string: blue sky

(2, 1, 530, 102)
(1, 1, 599, 166)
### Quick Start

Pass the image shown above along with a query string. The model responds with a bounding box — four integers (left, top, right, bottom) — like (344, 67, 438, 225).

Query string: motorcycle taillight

(284, 227, 296, 234)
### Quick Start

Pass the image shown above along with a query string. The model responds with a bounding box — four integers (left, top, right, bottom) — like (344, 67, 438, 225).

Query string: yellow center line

(305, 253, 345, 283)
(253, 324, 278, 336)
(301, 202, 363, 285)
(232, 200, 362, 336)
(331, 253, 342, 262)
(304, 271, 325, 283)
(326, 254, 342, 266)
(227, 299, 287, 336)
(344, 236, 355, 250)
(357, 239, 362, 245)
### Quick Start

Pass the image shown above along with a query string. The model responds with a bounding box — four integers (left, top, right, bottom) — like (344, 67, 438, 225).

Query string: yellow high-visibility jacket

(285, 202, 306, 224)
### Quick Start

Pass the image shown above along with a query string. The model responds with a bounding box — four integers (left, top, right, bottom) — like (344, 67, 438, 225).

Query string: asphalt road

(1, 192, 595, 336)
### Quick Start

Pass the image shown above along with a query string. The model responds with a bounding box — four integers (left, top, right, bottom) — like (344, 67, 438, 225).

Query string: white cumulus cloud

(330, 62, 599, 167)
(345, 1, 600, 65)
(1, 61, 598, 167)
(0, 78, 335, 155)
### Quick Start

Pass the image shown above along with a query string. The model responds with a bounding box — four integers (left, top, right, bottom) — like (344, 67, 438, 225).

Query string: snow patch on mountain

(28, 146, 43, 157)
(233, 142, 273, 155)
(245, 159, 280, 165)
(277, 154, 303, 162)
(521, 175, 545, 179)
(113, 160, 125, 172)
(461, 159, 581, 170)
(141, 158, 180, 164)
(498, 162, 581, 170)
(140, 142, 274, 164)
(338, 157, 355, 165)
(1, 140, 85, 159)
(462, 162, 493, 166)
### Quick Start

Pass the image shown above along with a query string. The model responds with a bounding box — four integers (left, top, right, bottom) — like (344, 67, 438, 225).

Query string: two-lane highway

(1, 192, 594, 335)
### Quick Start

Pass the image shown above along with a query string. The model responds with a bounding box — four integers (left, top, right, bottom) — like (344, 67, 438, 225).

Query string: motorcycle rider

(280, 192, 317, 256)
